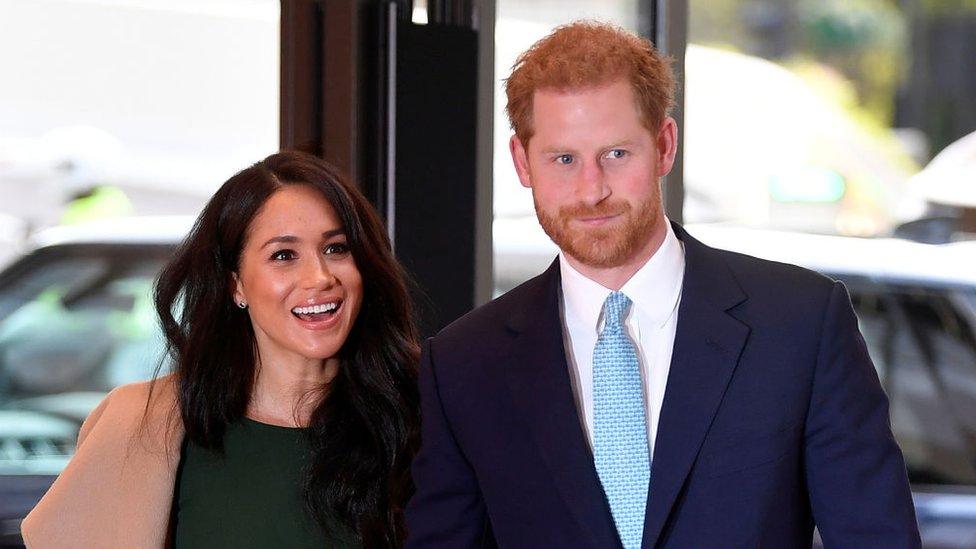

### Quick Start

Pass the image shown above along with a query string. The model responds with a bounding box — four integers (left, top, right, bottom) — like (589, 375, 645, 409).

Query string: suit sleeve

(804, 282, 921, 548)
(405, 337, 495, 548)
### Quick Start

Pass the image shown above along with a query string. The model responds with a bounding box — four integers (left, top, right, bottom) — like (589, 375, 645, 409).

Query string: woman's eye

(270, 249, 295, 261)
(555, 154, 574, 165)
(324, 242, 350, 255)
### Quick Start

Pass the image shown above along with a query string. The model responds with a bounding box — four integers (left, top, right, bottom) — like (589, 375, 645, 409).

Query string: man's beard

(534, 194, 660, 269)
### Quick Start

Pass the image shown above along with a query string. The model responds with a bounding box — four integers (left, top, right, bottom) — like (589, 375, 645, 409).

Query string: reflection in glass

(0, 246, 171, 475)
(849, 282, 976, 486)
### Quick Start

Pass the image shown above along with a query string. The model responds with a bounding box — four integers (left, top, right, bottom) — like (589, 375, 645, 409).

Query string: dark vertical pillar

(280, 0, 325, 155)
(321, 0, 366, 182)
(280, 0, 373, 183)
(473, 0, 495, 306)
(639, 0, 687, 224)
(392, 20, 479, 335)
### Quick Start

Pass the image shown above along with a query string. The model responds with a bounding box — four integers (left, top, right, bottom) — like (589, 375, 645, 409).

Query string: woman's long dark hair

(153, 151, 419, 546)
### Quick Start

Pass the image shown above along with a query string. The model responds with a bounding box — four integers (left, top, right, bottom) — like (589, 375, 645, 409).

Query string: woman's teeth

(292, 301, 340, 317)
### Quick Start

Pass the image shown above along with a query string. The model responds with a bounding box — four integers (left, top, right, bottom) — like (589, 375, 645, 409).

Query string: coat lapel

(501, 260, 621, 548)
(642, 224, 750, 548)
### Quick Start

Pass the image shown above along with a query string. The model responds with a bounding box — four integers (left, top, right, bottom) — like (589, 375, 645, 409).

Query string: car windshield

(841, 276, 976, 487)
(0, 244, 172, 475)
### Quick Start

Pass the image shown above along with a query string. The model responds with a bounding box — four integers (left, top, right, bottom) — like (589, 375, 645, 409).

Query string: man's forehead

(528, 86, 646, 143)
(532, 77, 633, 101)
(528, 80, 643, 128)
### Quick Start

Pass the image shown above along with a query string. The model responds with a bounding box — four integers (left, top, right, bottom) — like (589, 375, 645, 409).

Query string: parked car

(0, 216, 192, 547)
(494, 218, 976, 546)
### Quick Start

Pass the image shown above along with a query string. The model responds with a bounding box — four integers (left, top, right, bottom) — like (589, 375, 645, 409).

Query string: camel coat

(21, 376, 184, 548)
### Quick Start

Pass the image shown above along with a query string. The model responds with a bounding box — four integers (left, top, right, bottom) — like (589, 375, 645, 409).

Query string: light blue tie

(593, 291, 650, 549)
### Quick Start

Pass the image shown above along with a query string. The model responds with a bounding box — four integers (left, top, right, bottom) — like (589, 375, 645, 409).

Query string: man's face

(510, 78, 676, 269)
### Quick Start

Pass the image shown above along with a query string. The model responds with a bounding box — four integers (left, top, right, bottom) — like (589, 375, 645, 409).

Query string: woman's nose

(303, 256, 338, 290)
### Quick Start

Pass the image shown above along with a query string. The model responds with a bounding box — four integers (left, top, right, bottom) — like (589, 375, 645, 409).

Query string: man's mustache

(558, 199, 630, 220)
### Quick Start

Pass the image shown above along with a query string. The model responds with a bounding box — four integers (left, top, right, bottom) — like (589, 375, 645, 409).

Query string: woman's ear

(231, 271, 246, 307)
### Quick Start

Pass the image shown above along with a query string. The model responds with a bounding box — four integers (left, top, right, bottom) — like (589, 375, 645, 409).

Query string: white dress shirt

(558, 220, 685, 457)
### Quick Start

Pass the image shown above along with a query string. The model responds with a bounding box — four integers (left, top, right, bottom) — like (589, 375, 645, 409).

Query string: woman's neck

(247, 355, 339, 427)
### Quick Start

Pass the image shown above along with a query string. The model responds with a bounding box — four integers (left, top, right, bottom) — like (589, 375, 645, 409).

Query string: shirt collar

(559, 220, 685, 333)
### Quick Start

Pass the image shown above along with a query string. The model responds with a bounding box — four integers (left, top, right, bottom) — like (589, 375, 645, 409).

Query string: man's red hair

(504, 21, 676, 145)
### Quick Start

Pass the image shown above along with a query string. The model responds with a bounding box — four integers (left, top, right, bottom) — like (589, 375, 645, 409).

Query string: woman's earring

(238, 301, 247, 309)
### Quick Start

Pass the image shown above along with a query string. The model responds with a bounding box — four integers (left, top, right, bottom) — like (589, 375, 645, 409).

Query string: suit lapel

(642, 224, 751, 548)
(502, 260, 621, 548)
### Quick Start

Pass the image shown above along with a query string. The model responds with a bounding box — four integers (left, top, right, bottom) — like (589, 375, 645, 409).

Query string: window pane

(0, 0, 279, 244)
(686, 0, 976, 237)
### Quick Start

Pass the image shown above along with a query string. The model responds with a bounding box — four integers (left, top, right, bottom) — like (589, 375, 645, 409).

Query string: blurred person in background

(22, 151, 420, 548)
(60, 184, 135, 225)
(407, 21, 920, 548)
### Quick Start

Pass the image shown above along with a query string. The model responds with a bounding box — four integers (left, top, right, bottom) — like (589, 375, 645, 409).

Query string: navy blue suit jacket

(406, 223, 920, 548)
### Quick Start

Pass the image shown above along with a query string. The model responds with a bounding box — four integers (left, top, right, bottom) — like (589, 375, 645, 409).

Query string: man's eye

(270, 249, 296, 261)
(606, 149, 627, 159)
(324, 242, 350, 255)
(555, 154, 574, 165)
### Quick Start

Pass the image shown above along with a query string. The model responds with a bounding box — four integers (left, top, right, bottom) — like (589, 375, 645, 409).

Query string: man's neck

(564, 219, 669, 291)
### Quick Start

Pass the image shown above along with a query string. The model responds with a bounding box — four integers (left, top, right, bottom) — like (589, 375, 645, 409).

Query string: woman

(22, 151, 420, 548)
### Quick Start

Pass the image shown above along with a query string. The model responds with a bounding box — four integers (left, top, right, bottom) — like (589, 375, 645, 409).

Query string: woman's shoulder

(79, 375, 179, 447)
(107, 374, 177, 403)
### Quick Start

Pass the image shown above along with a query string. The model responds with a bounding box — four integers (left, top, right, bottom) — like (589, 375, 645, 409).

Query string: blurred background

(0, 0, 973, 546)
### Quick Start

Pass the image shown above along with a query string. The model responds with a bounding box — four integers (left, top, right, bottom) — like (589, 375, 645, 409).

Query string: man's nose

(576, 160, 610, 205)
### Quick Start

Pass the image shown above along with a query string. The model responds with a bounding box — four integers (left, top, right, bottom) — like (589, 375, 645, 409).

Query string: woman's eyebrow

(260, 228, 345, 249)
(260, 235, 299, 249)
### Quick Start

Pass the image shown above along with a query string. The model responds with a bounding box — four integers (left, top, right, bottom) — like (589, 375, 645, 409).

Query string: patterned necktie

(593, 291, 650, 549)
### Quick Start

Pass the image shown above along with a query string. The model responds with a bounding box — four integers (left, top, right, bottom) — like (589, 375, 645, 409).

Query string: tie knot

(602, 291, 632, 328)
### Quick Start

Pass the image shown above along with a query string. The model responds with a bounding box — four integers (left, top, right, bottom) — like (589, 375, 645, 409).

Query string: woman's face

(233, 184, 363, 366)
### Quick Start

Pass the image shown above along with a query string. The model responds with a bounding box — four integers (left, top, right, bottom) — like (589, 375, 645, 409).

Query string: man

(406, 21, 920, 548)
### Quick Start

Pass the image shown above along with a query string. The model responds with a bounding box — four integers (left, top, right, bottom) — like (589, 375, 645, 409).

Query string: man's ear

(510, 135, 533, 189)
(655, 117, 678, 178)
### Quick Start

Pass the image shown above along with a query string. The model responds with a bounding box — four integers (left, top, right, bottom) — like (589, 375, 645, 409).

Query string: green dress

(172, 417, 361, 548)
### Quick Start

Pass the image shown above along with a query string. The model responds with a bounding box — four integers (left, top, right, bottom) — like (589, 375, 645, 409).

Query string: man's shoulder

(694, 242, 839, 317)
(715, 245, 834, 289)
(677, 223, 838, 305)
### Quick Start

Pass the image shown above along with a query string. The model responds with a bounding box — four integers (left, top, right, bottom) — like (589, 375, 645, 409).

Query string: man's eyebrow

(260, 229, 345, 249)
(540, 147, 576, 155)
(607, 139, 637, 148)
(538, 140, 638, 155)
